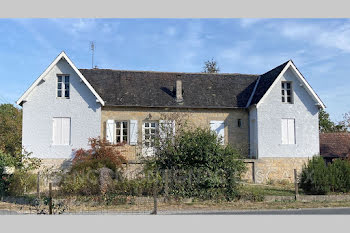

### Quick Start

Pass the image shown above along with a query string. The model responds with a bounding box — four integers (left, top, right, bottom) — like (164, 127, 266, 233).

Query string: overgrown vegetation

(299, 156, 350, 194)
(0, 150, 41, 196)
(59, 138, 127, 195)
(0, 104, 22, 155)
(144, 126, 247, 201)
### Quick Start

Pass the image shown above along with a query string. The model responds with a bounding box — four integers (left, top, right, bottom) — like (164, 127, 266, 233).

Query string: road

(0, 210, 19, 215)
(2, 207, 350, 215)
(166, 207, 350, 215)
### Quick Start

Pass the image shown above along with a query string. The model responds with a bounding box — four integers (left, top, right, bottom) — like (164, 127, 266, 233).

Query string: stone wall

(243, 157, 310, 184)
(38, 158, 72, 172)
(39, 157, 311, 185)
(101, 106, 249, 159)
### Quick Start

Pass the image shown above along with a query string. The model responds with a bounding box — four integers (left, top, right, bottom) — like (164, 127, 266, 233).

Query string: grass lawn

(240, 183, 297, 196)
(2, 183, 350, 214)
(3, 199, 350, 214)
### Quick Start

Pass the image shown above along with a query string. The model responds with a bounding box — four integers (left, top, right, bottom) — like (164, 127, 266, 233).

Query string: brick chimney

(176, 79, 183, 103)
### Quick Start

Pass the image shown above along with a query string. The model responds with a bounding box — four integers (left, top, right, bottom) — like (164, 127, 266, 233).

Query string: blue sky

(0, 18, 349, 121)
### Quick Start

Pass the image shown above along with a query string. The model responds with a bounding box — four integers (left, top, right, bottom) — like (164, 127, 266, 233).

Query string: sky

(0, 18, 349, 121)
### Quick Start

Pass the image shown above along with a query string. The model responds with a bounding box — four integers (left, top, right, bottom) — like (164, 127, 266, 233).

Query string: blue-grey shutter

(129, 120, 138, 145)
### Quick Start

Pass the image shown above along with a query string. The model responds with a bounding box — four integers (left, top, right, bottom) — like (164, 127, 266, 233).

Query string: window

(116, 121, 128, 143)
(237, 119, 242, 128)
(143, 122, 157, 147)
(57, 75, 70, 98)
(281, 81, 292, 103)
(281, 118, 295, 144)
(52, 117, 71, 145)
(106, 120, 138, 145)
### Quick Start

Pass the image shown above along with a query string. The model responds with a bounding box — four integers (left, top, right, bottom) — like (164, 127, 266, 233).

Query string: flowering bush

(59, 137, 127, 195)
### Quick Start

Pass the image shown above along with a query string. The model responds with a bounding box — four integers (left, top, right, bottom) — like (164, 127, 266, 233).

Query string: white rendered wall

(22, 58, 101, 159)
(255, 67, 320, 158)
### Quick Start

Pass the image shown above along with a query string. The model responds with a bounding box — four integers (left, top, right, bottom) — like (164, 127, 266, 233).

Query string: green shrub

(113, 178, 155, 196)
(59, 167, 100, 195)
(7, 171, 37, 196)
(328, 159, 350, 193)
(299, 156, 330, 194)
(144, 128, 247, 200)
(299, 157, 350, 195)
(0, 150, 40, 196)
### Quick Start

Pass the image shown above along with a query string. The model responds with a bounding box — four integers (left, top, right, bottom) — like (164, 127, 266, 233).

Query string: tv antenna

(90, 41, 95, 68)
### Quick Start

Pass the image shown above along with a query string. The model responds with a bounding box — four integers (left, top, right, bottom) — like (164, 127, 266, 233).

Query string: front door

(142, 121, 158, 156)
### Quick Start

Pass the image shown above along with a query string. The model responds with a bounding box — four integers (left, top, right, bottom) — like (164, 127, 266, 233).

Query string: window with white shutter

(52, 117, 71, 145)
(281, 118, 295, 144)
(106, 120, 138, 145)
(210, 120, 225, 145)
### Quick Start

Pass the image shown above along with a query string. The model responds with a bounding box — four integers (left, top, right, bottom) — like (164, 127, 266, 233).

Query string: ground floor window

(143, 122, 157, 147)
(116, 121, 128, 143)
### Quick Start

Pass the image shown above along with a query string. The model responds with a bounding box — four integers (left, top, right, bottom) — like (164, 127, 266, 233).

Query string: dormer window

(57, 75, 70, 98)
(281, 81, 292, 103)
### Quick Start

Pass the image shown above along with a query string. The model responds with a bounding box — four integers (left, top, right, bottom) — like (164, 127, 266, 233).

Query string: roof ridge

(260, 60, 290, 76)
(78, 68, 259, 76)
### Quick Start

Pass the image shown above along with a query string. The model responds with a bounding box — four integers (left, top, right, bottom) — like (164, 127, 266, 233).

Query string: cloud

(11, 19, 57, 53)
(278, 20, 350, 53)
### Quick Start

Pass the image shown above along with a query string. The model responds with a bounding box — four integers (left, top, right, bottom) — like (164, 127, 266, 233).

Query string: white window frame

(142, 121, 158, 156)
(115, 120, 129, 144)
(281, 118, 295, 145)
(281, 81, 293, 103)
(57, 74, 70, 99)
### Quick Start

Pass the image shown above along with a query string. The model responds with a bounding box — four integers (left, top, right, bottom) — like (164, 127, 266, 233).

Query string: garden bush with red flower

(59, 137, 127, 195)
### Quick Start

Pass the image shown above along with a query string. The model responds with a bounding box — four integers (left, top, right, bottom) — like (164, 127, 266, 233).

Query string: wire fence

(0, 168, 300, 215)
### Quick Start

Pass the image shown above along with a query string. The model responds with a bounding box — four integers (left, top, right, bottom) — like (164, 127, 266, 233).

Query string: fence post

(294, 169, 299, 201)
(37, 172, 40, 200)
(252, 162, 256, 184)
(164, 170, 169, 202)
(49, 183, 53, 215)
(151, 183, 158, 215)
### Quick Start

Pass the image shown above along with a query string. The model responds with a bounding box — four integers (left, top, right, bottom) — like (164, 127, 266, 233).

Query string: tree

(0, 104, 22, 155)
(339, 111, 350, 132)
(319, 109, 346, 133)
(202, 58, 220, 73)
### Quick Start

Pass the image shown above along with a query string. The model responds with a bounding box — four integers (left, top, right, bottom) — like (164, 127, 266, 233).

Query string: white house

(17, 52, 325, 182)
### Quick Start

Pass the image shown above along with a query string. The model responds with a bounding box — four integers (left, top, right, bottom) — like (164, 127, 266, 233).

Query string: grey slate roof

(249, 61, 290, 105)
(79, 61, 289, 109)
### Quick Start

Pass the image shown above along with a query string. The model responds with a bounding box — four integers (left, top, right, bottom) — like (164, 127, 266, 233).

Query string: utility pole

(90, 41, 95, 68)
